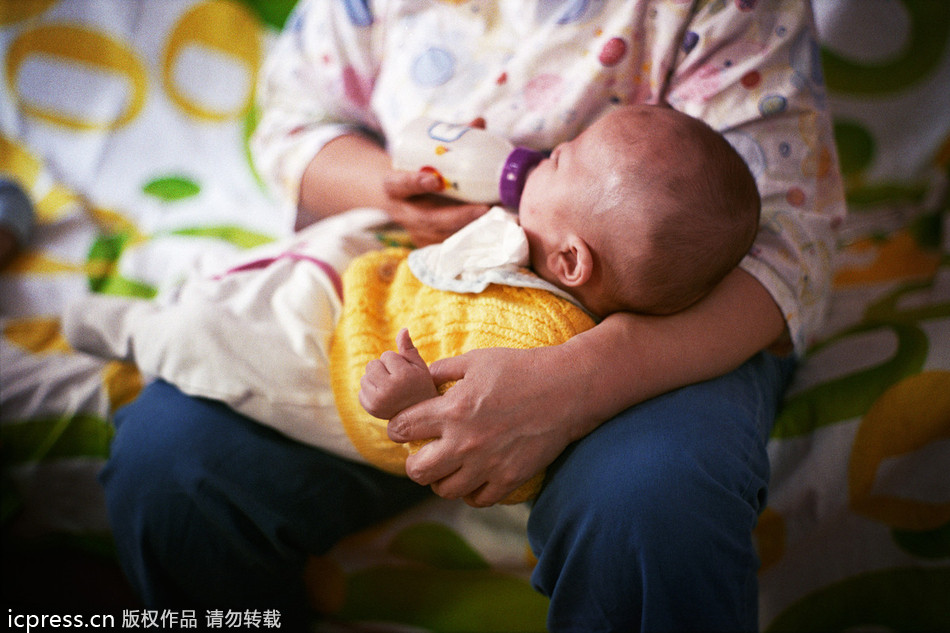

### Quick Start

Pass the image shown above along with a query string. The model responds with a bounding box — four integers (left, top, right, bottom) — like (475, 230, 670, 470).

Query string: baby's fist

(359, 329, 439, 419)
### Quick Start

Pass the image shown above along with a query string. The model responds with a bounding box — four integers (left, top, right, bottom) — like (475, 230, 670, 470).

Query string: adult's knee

(100, 380, 320, 610)
(99, 381, 217, 605)
(531, 410, 748, 569)
(536, 384, 768, 531)
(528, 364, 784, 631)
(102, 380, 216, 510)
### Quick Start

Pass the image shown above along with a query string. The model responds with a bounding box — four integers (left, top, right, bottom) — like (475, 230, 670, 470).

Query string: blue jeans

(101, 351, 793, 631)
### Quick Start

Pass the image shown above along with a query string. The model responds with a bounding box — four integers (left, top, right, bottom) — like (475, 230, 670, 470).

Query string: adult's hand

(382, 170, 489, 246)
(387, 344, 587, 507)
(298, 133, 488, 244)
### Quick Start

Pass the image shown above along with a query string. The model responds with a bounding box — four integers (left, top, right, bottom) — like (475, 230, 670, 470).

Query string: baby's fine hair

(602, 105, 761, 315)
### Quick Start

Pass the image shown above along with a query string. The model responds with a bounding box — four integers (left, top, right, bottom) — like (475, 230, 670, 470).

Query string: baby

(64, 104, 759, 501)
(362, 104, 760, 422)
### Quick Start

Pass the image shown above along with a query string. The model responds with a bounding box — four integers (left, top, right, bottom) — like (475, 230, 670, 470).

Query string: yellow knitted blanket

(329, 247, 596, 503)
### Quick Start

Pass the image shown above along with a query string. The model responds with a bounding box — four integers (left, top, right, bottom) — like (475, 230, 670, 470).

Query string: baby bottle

(391, 118, 544, 208)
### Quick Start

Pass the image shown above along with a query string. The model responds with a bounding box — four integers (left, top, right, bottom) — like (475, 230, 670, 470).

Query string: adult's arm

(388, 267, 785, 507)
(388, 0, 846, 506)
(251, 0, 486, 240)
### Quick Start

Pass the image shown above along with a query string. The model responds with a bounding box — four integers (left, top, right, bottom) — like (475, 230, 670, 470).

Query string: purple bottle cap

(499, 147, 545, 208)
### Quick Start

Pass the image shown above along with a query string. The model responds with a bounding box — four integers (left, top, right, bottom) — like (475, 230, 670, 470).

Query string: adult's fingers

(383, 170, 443, 199)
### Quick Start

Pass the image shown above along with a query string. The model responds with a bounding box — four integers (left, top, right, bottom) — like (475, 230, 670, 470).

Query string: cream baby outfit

(64, 209, 594, 490)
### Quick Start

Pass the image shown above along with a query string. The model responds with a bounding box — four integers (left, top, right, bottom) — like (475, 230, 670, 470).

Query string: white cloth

(63, 209, 391, 459)
(408, 207, 586, 312)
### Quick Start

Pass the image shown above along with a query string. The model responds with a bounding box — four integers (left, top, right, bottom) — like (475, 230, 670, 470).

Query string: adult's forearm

(555, 267, 788, 442)
(296, 133, 393, 229)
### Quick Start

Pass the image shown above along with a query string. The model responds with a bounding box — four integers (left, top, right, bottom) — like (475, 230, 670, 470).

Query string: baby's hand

(359, 328, 439, 420)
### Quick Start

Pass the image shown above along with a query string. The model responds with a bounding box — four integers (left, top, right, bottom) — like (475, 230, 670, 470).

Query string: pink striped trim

(213, 253, 344, 300)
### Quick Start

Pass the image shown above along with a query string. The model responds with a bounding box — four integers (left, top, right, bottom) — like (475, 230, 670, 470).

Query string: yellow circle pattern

(162, 1, 262, 121)
(6, 24, 147, 130)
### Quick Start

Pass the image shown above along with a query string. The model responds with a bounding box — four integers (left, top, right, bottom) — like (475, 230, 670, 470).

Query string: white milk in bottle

(391, 118, 545, 208)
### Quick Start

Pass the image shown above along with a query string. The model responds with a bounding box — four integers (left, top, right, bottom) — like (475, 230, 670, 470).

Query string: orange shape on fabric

(848, 371, 950, 531)
(834, 230, 941, 287)
(754, 506, 786, 573)
(3, 316, 71, 354)
(103, 360, 144, 412)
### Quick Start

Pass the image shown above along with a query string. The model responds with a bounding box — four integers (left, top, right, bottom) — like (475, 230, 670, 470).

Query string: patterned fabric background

(1, 1, 947, 630)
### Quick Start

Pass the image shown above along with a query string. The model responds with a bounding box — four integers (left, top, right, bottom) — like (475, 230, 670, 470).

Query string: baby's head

(519, 104, 760, 318)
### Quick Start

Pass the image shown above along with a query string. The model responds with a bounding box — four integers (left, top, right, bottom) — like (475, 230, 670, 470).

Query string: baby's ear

(547, 235, 593, 288)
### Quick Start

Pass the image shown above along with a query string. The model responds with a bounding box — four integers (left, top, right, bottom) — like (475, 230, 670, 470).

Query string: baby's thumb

(396, 328, 428, 370)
